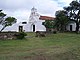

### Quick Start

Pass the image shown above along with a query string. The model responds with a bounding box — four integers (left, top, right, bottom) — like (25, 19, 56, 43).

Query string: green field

(0, 32, 80, 60)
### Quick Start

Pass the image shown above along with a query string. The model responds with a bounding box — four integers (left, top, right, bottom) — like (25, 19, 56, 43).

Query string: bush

(36, 31, 46, 37)
(16, 32, 27, 39)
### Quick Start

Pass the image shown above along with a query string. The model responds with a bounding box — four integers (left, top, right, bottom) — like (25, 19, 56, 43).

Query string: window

(22, 22, 27, 24)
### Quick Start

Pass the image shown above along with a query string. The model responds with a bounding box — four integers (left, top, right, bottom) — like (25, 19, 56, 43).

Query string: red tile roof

(39, 16, 55, 20)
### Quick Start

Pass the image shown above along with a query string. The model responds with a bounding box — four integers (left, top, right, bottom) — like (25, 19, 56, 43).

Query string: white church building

(0, 7, 79, 32)
(0, 7, 54, 32)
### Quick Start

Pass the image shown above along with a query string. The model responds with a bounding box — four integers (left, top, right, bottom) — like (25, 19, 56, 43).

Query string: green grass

(0, 32, 80, 60)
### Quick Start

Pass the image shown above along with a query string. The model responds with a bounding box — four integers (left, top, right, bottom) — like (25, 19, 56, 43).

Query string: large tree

(64, 1, 80, 33)
(54, 10, 69, 32)
(0, 10, 17, 32)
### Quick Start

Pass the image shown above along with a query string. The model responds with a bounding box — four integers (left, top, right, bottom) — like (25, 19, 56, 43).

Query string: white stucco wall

(0, 20, 46, 32)
(35, 20, 46, 31)
(66, 22, 76, 31)
(25, 20, 46, 32)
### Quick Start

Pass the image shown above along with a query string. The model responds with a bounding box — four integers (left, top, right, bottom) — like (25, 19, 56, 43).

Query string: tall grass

(0, 33, 80, 60)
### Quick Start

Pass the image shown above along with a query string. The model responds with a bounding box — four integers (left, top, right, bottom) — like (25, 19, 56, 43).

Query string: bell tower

(28, 7, 40, 23)
(31, 7, 37, 14)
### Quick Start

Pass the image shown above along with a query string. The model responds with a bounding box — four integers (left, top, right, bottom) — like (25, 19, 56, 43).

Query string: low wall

(0, 32, 18, 40)
(35, 31, 46, 37)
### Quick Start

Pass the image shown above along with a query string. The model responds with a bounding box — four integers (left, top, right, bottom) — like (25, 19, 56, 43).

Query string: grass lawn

(0, 32, 80, 60)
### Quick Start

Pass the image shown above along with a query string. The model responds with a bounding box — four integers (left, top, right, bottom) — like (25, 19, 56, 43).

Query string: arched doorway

(19, 26, 23, 32)
(70, 25, 72, 31)
(33, 25, 35, 32)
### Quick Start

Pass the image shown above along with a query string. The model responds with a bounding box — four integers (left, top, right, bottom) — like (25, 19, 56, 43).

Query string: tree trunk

(76, 22, 79, 33)
(60, 24, 65, 32)
(0, 26, 6, 32)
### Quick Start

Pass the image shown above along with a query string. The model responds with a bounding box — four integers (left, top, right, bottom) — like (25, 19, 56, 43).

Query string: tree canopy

(0, 10, 17, 32)
(54, 10, 69, 32)
(54, 1, 80, 33)
(64, 1, 80, 33)
(43, 20, 54, 28)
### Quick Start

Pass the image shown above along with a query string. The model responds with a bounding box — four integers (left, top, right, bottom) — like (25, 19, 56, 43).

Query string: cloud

(3, 9, 30, 22)
(0, 0, 73, 22)
(54, 0, 73, 6)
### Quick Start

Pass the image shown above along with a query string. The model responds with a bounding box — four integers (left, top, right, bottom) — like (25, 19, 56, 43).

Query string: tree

(54, 10, 69, 32)
(64, 1, 80, 33)
(43, 20, 54, 32)
(43, 20, 54, 28)
(0, 10, 17, 32)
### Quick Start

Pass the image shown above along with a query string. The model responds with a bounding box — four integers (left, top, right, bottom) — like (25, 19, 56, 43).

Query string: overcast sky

(0, 0, 73, 23)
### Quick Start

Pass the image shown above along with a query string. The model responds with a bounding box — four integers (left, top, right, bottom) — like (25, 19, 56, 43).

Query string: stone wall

(35, 31, 46, 37)
(0, 32, 18, 40)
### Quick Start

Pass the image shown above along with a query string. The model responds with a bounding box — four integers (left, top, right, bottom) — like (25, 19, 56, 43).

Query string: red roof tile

(39, 16, 55, 20)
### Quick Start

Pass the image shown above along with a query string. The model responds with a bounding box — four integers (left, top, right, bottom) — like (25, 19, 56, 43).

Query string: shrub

(16, 32, 27, 39)
(53, 31, 57, 34)
(35, 31, 46, 37)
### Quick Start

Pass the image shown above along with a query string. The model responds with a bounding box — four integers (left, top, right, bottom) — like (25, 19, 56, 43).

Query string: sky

(0, 0, 73, 23)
